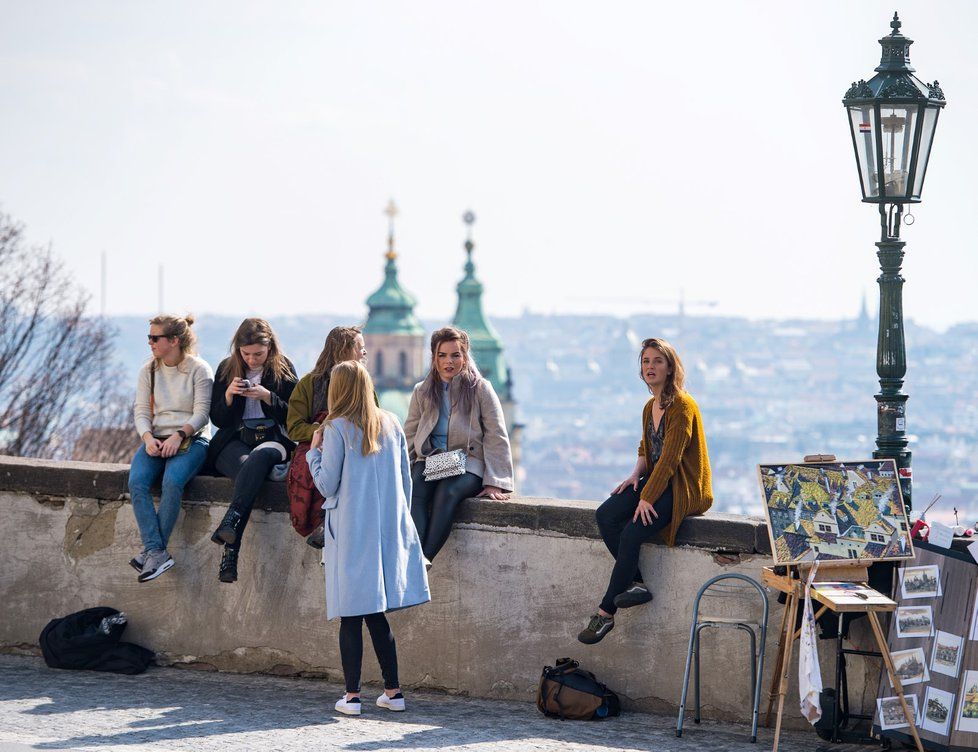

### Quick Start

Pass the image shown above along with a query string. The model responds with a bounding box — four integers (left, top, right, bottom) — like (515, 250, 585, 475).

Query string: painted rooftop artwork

(758, 459, 914, 565)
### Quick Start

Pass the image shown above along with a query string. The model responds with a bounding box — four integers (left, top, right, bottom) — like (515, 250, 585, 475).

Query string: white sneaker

(376, 692, 405, 711)
(335, 696, 362, 716)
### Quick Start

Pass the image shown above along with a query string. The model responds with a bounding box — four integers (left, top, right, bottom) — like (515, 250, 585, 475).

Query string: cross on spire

(384, 199, 398, 260)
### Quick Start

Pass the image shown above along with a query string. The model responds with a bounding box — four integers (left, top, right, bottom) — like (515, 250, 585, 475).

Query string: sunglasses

(147, 335, 171, 343)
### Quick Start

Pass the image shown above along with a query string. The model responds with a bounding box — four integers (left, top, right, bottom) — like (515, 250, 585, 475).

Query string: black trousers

(410, 462, 483, 561)
(595, 477, 674, 615)
(214, 439, 282, 552)
(339, 613, 399, 693)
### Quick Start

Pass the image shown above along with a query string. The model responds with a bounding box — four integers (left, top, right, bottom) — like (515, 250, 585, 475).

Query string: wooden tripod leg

(764, 593, 793, 727)
(772, 592, 800, 752)
(867, 611, 924, 752)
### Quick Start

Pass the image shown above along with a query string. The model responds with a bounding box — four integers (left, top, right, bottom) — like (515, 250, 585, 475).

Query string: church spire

(452, 210, 508, 396)
(364, 199, 423, 336)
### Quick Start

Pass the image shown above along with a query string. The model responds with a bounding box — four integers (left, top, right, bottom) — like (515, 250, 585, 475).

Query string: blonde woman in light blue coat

(308, 360, 430, 717)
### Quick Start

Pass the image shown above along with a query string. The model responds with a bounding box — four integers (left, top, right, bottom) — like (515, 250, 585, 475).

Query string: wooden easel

(761, 562, 923, 752)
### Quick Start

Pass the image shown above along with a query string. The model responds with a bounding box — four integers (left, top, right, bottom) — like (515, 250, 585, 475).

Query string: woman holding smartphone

(578, 338, 713, 645)
(128, 314, 213, 582)
(208, 318, 298, 583)
(308, 360, 429, 716)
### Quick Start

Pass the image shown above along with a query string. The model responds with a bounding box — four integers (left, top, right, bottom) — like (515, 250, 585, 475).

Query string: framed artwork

(758, 459, 913, 565)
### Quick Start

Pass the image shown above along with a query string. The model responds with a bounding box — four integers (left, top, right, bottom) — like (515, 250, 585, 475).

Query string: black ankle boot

(211, 507, 245, 545)
(219, 546, 238, 583)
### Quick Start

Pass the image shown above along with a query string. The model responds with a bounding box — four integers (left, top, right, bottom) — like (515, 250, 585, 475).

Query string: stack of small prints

(878, 560, 978, 740)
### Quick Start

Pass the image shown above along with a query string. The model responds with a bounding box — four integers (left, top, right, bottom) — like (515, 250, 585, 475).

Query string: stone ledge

(0, 455, 769, 554)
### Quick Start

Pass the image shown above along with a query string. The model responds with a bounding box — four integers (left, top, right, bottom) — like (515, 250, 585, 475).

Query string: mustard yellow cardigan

(637, 390, 713, 546)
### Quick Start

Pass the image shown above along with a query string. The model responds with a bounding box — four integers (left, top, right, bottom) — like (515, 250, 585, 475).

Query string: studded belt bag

(423, 449, 467, 481)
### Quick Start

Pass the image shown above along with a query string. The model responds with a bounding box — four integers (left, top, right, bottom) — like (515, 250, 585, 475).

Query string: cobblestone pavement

(0, 655, 820, 752)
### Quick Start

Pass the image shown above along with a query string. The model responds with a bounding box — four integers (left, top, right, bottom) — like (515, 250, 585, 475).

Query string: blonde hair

(326, 361, 383, 455)
(640, 337, 686, 408)
(149, 314, 197, 364)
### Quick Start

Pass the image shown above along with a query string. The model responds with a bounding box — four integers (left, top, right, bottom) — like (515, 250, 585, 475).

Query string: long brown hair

(310, 325, 362, 414)
(326, 361, 384, 455)
(149, 313, 197, 368)
(640, 337, 686, 408)
(419, 326, 481, 416)
(218, 318, 290, 383)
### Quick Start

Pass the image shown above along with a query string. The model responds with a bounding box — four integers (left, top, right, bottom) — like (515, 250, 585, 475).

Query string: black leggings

(339, 613, 399, 693)
(214, 439, 282, 552)
(595, 477, 674, 615)
(410, 462, 483, 561)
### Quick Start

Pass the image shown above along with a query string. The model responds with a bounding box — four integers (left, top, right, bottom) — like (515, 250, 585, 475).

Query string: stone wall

(0, 456, 882, 730)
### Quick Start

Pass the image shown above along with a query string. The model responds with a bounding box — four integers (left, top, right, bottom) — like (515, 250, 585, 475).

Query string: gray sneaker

(138, 550, 174, 582)
(128, 553, 145, 572)
(614, 583, 653, 609)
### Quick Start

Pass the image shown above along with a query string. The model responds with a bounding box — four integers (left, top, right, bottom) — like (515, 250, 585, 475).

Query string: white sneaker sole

(376, 695, 406, 711)
(138, 558, 174, 582)
(335, 700, 362, 716)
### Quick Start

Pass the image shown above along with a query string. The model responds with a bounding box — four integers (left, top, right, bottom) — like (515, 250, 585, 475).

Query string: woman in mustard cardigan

(578, 338, 713, 644)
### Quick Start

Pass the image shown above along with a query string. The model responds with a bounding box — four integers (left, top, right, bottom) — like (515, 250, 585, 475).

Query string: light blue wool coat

(307, 413, 430, 620)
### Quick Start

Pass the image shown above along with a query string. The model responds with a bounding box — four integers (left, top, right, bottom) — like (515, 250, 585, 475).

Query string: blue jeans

(128, 438, 208, 552)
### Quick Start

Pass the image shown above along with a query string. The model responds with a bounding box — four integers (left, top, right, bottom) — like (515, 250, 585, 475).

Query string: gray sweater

(133, 355, 214, 439)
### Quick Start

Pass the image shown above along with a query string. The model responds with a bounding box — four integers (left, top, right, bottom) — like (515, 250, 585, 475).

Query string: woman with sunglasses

(128, 314, 213, 582)
(208, 318, 298, 583)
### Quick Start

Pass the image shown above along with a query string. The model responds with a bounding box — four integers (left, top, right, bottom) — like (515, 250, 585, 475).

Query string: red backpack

(286, 410, 327, 537)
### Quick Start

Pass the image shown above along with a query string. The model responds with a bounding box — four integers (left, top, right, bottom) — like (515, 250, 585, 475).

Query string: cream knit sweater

(133, 355, 214, 439)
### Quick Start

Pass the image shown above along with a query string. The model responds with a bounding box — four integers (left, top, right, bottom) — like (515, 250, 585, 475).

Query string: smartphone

(239, 379, 253, 389)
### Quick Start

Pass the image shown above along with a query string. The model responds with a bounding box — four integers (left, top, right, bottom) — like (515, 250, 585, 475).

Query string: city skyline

(2, 2, 978, 328)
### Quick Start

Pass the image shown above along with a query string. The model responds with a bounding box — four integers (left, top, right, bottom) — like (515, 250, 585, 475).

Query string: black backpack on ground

(537, 657, 621, 720)
(39, 607, 154, 675)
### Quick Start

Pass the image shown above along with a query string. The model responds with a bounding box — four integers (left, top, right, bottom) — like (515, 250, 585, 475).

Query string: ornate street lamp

(843, 12, 945, 510)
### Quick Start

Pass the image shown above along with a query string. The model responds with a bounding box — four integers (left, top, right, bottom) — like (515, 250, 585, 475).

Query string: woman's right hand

(143, 435, 162, 457)
(225, 377, 248, 405)
(612, 471, 641, 495)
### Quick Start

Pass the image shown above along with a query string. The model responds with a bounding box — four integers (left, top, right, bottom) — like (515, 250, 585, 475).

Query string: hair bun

(183, 313, 196, 327)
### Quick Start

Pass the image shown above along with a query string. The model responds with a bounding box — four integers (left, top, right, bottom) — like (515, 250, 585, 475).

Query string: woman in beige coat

(404, 326, 514, 562)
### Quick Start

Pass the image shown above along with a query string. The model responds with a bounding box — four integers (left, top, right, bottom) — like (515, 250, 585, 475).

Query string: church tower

(362, 200, 426, 421)
(451, 210, 522, 487)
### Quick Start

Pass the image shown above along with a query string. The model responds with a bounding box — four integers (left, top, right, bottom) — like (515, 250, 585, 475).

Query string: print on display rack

(969, 586, 978, 641)
(930, 630, 964, 679)
(957, 670, 978, 733)
(889, 647, 930, 688)
(895, 605, 935, 639)
(920, 686, 955, 737)
(878, 694, 919, 731)
(900, 564, 942, 600)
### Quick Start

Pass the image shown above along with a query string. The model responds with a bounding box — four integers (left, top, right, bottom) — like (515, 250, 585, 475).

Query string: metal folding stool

(676, 573, 769, 743)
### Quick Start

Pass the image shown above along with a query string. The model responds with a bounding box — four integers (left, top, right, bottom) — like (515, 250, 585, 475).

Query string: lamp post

(843, 12, 945, 511)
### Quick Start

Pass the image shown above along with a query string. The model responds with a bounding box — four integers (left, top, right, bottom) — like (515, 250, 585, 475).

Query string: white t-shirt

(242, 367, 265, 421)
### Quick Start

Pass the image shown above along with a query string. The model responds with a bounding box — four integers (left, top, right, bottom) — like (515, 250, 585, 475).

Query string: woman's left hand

(242, 384, 272, 404)
(477, 485, 510, 501)
(310, 426, 324, 450)
(633, 499, 659, 526)
(160, 433, 184, 458)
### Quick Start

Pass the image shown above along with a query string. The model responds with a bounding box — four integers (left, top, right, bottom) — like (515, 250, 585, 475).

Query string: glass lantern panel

(880, 105, 917, 198)
(849, 106, 878, 197)
(912, 105, 939, 197)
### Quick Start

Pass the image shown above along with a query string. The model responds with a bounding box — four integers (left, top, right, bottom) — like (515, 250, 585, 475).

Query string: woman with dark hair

(308, 360, 429, 716)
(578, 338, 713, 645)
(286, 326, 366, 544)
(208, 318, 298, 583)
(128, 314, 213, 582)
(403, 326, 513, 563)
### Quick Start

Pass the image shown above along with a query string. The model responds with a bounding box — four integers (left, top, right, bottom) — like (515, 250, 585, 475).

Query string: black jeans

(214, 439, 282, 552)
(410, 462, 483, 562)
(339, 612, 399, 693)
(595, 477, 674, 615)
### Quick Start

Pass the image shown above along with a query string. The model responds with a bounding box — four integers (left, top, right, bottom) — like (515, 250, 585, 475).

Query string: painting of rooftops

(758, 459, 913, 565)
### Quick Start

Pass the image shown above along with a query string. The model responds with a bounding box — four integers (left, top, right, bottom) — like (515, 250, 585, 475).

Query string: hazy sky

(2, 1, 977, 328)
